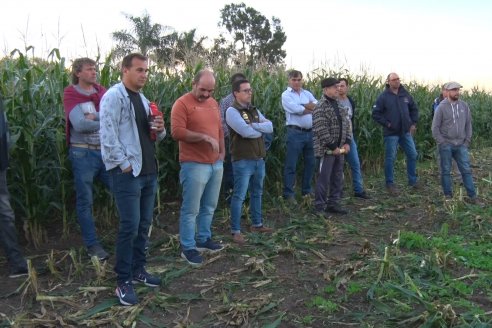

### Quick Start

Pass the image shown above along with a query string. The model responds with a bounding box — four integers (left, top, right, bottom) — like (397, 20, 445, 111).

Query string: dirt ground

(0, 157, 490, 327)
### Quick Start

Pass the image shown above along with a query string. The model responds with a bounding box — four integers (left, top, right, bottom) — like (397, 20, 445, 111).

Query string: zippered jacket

(99, 82, 166, 176)
(432, 98, 472, 147)
(372, 85, 419, 136)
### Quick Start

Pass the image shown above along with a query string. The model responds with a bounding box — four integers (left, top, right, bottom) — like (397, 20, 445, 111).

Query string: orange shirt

(171, 93, 224, 163)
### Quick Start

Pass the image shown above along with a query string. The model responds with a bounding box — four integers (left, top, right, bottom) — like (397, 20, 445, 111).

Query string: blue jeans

(439, 144, 476, 198)
(0, 170, 27, 272)
(345, 138, 364, 194)
(283, 127, 315, 198)
(383, 133, 418, 186)
(222, 137, 234, 202)
(110, 168, 157, 284)
(69, 147, 110, 247)
(230, 159, 265, 234)
(179, 161, 223, 251)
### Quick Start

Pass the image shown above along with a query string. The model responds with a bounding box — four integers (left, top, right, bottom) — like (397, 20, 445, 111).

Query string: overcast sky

(2, 0, 491, 90)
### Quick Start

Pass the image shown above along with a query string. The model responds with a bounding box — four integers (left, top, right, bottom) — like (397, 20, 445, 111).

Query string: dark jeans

(110, 168, 157, 284)
(221, 137, 234, 203)
(69, 147, 110, 247)
(0, 170, 27, 273)
(283, 127, 315, 198)
(314, 154, 344, 210)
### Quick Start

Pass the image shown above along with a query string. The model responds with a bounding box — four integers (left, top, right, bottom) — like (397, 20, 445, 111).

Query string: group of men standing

(0, 55, 480, 307)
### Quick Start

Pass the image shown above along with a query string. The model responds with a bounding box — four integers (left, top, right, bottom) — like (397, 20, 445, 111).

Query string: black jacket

(0, 98, 10, 170)
(372, 85, 418, 136)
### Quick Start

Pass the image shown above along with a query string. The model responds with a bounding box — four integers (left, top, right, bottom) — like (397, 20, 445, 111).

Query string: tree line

(112, 3, 287, 69)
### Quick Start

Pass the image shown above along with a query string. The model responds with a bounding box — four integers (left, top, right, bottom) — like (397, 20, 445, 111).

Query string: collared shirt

(219, 93, 234, 138)
(226, 104, 273, 138)
(281, 87, 317, 129)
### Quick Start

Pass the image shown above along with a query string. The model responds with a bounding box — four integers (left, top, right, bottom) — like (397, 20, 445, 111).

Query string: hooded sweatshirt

(432, 98, 472, 147)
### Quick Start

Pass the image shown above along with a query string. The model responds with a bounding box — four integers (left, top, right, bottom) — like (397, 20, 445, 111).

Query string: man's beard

(450, 94, 459, 101)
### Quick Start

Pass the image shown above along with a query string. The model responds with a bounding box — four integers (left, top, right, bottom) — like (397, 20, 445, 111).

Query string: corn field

(1, 49, 491, 243)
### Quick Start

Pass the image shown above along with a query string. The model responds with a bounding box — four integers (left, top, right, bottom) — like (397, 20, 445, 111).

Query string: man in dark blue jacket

(372, 73, 419, 195)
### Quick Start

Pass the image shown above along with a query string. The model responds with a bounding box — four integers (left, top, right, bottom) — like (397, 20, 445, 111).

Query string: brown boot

(250, 225, 274, 233)
(232, 233, 246, 245)
(386, 184, 400, 196)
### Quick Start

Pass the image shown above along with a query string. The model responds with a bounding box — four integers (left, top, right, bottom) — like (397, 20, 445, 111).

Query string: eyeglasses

(239, 88, 253, 93)
(290, 78, 302, 82)
(389, 78, 400, 82)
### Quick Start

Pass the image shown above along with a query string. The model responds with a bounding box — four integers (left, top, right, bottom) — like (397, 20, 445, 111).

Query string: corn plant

(2, 47, 492, 236)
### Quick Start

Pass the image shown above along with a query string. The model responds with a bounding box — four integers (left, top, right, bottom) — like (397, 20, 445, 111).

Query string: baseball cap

(321, 77, 339, 88)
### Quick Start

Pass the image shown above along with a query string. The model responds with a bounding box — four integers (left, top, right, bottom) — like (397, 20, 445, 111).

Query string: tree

(218, 3, 287, 66)
(112, 12, 171, 59)
(112, 12, 208, 68)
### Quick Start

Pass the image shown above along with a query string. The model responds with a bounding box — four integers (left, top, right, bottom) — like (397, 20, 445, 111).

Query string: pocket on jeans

(70, 149, 88, 160)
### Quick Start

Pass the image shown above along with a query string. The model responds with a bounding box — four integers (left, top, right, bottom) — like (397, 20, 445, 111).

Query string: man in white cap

(432, 82, 478, 203)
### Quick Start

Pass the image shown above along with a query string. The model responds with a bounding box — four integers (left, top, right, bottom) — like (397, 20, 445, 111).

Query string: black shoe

(9, 267, 28, 278)
(133, 268, 161, 287)
(325, 205, 348, 215)
(354, 191, 370, 199)
(87, 244, 109, 261)
(312, 208, 329, 218)
(115, 281, 138, 306)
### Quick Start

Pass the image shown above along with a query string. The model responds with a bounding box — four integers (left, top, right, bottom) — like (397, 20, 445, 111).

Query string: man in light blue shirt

(281, 70, 317, 204)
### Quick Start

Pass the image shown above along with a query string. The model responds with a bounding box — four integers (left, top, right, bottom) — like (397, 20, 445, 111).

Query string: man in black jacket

(372, 73, 419, 195)
(0, 97, 28, 278)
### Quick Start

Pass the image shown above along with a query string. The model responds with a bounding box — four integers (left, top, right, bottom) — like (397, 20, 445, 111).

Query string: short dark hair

(232, 79, 249, 94)
(121, 53, 148, 70)
(338, 78, 349, 86)
(288, 70, 302, 79)
(230, 73, 246, 84)
(71, 57, 96, 85)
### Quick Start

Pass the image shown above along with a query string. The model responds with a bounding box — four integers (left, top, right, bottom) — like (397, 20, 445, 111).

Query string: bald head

(192, 70, 216, 102)
(386, 72, 401, 92)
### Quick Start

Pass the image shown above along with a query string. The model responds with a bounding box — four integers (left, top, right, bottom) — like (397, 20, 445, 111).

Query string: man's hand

(304, 102, 316, 111)
(342, 143, 351, 153)
(122, 165, 132, 173)
(153, 115, 165, 133)
(332, 147, 341, 155)
(85, 113, 96, 121)
(410, 125, 416, 136)
(204, 135, 219, 153)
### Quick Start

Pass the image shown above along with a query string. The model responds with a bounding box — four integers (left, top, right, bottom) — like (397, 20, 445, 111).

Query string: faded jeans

(439, 144, 476, 198)
(384, 133, 418, 186)
(69, 147, 110, 247)
(230, 159, 265, 234)
(344, 138, 364, 194)
(179, 161, 223, 251)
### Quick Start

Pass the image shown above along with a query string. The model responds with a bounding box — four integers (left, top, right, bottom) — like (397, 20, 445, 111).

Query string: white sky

(2, 0, 492, 91)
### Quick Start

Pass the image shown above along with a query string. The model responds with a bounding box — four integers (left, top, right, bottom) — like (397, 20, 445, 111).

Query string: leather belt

(71, 143, 101, 150)
(287, 125, 312, 132)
